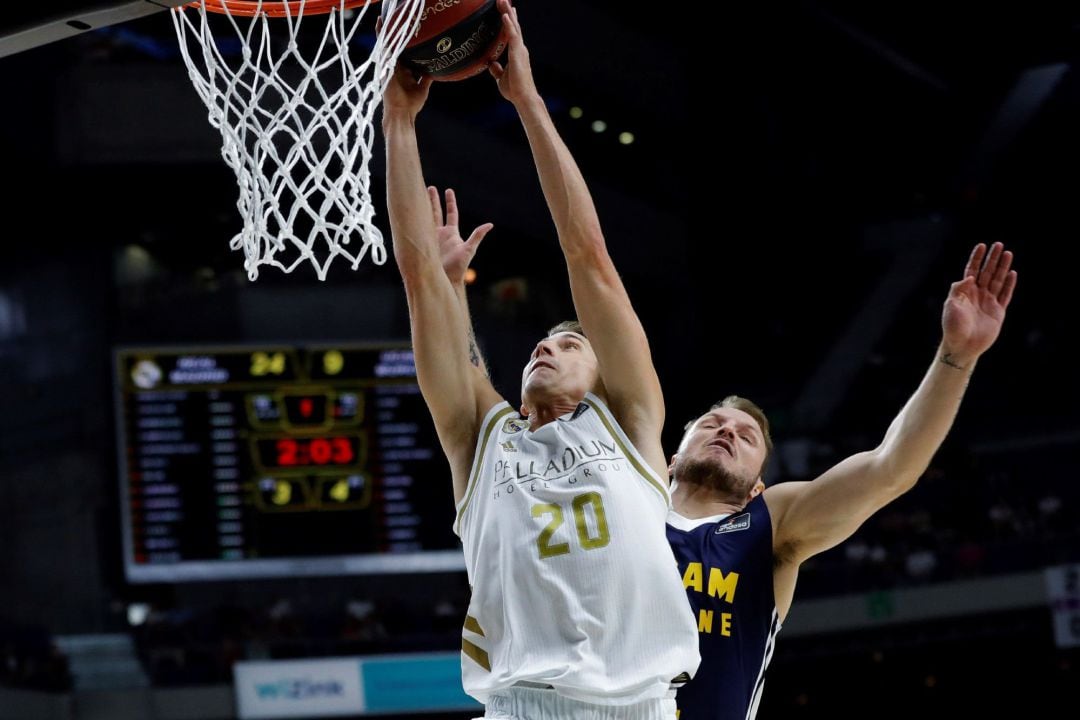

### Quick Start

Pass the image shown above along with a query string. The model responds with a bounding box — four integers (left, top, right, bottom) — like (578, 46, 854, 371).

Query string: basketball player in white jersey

(381, 1, 699, 717)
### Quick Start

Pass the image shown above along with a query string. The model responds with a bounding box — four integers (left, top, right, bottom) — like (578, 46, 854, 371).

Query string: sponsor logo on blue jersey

(714, 512, 751, 534)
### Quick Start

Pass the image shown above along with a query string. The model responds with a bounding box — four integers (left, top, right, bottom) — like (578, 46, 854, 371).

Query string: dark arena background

(2, 2, 1079, 718)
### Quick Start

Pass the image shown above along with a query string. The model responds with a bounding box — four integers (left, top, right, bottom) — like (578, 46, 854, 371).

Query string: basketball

(385, 0, 510, 82)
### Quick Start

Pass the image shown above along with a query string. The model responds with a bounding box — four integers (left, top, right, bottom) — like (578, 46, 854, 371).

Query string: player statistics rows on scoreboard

(113, 344, 467, 583)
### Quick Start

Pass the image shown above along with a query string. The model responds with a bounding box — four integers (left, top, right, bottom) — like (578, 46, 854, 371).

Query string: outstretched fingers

(428, 186, 447, 228)
(965, 241, 1017, 308)
(467, 223, 495, 251)
(498, 0, 523, 46)
(998, 270, 1018, 308)
(444, 189, 459, 228)
(963, 243, 987, 279)
(975, 242, 1004, 288)
(988, 248, 1014, 297)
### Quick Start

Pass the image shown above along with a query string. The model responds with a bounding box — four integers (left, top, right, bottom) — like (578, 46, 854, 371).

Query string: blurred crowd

(0, 619, 71, 692)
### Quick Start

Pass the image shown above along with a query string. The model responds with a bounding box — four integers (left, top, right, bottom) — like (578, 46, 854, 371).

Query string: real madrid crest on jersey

(502, 416, 529, 434)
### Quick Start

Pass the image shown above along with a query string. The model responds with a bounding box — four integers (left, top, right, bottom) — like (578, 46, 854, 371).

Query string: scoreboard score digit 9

(114, 344, 463, 582)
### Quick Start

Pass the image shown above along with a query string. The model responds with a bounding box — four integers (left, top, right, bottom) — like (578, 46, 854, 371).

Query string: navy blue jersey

(666, 493, 780, 720)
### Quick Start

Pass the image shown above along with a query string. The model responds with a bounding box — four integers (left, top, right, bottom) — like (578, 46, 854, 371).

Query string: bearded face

(672, 407, 768, 503)
(672, 451, 760, 499)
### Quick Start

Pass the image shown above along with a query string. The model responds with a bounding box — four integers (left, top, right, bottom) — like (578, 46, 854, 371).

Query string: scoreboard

(114, 344, 464, 582)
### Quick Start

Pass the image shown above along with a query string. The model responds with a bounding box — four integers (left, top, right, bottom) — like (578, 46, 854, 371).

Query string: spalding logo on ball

(382, 0, 510, 81)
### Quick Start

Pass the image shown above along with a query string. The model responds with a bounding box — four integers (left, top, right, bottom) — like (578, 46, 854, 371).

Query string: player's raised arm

(432, 186, 493, 379)
(766, 243, 1017, 576)
(489, 0, 665, 473)
(382, 67, 502, 500)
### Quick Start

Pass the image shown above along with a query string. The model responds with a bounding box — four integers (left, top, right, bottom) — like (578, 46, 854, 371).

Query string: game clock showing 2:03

(115, 345, 461, 583)
(260, 436, 357, 469)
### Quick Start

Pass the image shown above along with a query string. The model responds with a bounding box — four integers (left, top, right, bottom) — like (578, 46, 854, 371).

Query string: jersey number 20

(531, 492, 611, 559)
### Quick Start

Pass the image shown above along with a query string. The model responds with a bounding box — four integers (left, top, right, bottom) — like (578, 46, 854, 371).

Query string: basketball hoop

(171, 0, 424, 280)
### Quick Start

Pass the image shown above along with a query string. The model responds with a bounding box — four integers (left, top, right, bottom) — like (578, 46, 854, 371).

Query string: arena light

(127, 603, 150, 626)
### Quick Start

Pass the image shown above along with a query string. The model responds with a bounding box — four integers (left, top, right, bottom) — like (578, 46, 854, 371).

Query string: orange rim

(189, 0, 378, 17)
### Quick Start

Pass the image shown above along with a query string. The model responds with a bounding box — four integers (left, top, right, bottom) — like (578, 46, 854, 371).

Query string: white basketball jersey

(453, 392, 700, 706)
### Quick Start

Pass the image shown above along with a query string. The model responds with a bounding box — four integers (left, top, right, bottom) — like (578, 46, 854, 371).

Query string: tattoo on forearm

(939, 353, 966, 371)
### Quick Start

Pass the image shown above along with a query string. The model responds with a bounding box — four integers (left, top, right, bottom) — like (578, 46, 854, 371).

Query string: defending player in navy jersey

(382, 1, 699, 717)
(667, 242, 1016, 719)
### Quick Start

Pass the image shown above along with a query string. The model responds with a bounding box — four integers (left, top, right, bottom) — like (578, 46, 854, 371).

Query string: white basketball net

(171, 0, 424, 280)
